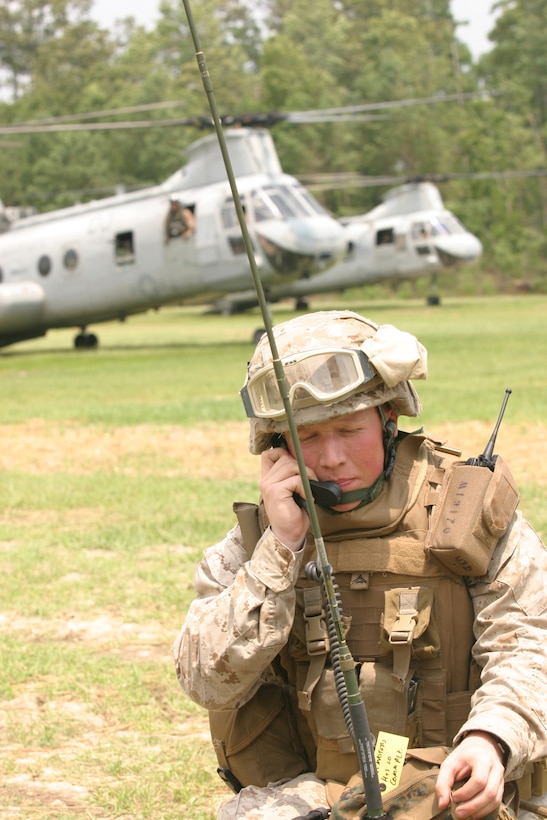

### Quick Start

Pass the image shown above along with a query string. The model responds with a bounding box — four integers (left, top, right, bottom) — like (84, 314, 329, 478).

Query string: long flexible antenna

(180, 2, 388, 816)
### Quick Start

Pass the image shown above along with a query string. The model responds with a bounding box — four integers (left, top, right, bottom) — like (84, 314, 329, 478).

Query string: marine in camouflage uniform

(173, 311, 547, 819)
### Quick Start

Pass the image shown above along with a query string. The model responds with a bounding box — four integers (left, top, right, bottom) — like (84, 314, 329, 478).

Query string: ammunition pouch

(328, 747, 519, 819)
(425, 456, 519, 576)
(209, 677, 312, 792)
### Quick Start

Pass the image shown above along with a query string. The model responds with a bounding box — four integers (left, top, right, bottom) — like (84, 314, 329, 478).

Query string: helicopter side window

(115, 231, 135, 265)
(38, 255, 52, 276)
(411, 221, 430, 241)
(165, 200, 195, 241)
(228, 236, 246, 255)
(63, 249, 79, 271)
(376, 228, 394, 246)
(221, 196, 247, 229)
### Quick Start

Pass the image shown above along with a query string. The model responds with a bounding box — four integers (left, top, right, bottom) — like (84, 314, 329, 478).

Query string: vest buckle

(389, 607, 418, 645)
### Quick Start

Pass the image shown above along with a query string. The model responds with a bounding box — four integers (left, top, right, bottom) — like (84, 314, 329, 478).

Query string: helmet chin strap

(323, 406, 397, 510)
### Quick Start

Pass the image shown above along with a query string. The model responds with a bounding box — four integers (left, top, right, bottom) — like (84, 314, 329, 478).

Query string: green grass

(0, 294, 546, 817)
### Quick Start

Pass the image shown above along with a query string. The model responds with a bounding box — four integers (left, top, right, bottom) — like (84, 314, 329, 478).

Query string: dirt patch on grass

(2, 418, 546, 486)
(0, 612, 215, 818)
(1, 419, 257, 480)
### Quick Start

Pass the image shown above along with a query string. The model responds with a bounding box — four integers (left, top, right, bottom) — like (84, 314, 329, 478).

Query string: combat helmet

(241, 310, 428, 455)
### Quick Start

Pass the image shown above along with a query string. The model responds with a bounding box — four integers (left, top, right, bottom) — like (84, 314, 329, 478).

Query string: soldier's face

(286, 406, 397, 511)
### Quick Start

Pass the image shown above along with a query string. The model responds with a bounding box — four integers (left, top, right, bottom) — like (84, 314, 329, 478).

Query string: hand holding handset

(271, 434, 343, 509)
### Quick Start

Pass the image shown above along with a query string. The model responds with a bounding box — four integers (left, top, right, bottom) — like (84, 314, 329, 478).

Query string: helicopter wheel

(426, 275, 441, 306)
(74, 331, 99, 349)
(295, 298, 309, 311)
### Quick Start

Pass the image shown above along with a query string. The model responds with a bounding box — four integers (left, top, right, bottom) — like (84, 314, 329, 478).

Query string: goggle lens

(242, 349, 375, 418)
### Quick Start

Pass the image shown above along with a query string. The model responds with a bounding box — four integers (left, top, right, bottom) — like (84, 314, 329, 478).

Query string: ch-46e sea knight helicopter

(0, 93, 505, 350)
(0, 126, 348, 349)
(211, 177, 484, 314)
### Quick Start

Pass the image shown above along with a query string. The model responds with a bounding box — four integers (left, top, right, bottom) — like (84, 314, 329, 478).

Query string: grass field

(1, 294, 546, 818)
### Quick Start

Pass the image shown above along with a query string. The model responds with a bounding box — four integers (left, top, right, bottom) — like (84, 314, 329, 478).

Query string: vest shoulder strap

(232, 501, 261, 561)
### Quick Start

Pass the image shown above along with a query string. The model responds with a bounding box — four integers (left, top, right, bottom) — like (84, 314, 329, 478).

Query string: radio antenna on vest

(180, 2, 389, 816)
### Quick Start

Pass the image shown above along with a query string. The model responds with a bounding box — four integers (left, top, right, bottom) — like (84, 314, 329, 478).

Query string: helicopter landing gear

(74, 330, 99, 349)
(295, 298, 309, 311)
(426, 274, 441, 306)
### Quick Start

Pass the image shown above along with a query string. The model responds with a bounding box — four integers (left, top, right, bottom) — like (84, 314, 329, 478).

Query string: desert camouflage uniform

(173, 445, 547, 818)
(173, 313, 546, 819)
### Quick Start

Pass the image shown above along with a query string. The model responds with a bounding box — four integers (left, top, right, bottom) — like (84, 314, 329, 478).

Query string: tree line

(0, 0, 545, 289)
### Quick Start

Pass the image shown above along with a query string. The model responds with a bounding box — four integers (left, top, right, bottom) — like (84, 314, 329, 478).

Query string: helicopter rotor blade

(0, 90, 504, 136)
(298, 168, 547, 191)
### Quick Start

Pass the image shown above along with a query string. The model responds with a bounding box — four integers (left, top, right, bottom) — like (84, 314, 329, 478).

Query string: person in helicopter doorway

(173, 310, 547, 820)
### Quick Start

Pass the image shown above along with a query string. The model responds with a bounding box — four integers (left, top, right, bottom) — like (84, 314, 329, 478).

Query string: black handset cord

(306, 560, 354, 740)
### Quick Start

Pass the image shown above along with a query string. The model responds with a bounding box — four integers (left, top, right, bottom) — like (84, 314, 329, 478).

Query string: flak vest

(284, 433, 479, 784)
(210, 434, 484, 789)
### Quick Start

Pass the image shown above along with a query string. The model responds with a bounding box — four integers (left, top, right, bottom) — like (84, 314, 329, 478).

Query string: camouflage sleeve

(454, 512, 547, 780)
(172, 523, 305, 710)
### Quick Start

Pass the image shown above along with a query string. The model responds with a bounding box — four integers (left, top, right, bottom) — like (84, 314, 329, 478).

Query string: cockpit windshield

(430, 214, 466, 236)
(251, 184, 328, 223)
(411, 215, 467, 240)
(222, 185, 328, 228)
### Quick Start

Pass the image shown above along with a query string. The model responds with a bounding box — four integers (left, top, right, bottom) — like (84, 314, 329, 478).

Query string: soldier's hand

(435, 732, 506, 819)
(260, 447, 312, 551)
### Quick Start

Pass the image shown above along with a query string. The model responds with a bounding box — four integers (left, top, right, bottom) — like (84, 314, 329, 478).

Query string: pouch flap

(482, 457, 520, 537)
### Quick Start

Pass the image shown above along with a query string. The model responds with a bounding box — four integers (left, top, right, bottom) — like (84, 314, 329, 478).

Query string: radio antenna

(180, 1, 388, 815)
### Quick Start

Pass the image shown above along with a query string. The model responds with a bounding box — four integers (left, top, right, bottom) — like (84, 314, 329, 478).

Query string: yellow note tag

(374, 731, 409, 794)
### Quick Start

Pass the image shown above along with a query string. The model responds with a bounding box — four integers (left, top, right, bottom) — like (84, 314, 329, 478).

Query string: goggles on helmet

(241, 347, 377, 419)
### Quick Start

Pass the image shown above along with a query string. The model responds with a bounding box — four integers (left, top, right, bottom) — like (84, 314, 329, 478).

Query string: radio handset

(271, 434, 343, 509)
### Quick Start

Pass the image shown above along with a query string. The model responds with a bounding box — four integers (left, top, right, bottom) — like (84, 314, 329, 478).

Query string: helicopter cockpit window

(63, 249, 79, 271)
(278, 184, 329, 218)
(38, 255, 52, 276)
(292, 184, 328, 216)
(430, 215, 466, 236)
(251, 190, 281, 222)
(115, 231, 135, 265)
(247, 185, 328, 224)
(376, 228, 394, 246)
(263, 188, 299, 219)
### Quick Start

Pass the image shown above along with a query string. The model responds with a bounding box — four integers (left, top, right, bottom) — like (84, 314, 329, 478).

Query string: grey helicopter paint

(0, 127, 483, 349)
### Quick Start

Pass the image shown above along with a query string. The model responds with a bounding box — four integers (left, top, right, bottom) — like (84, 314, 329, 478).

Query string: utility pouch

(209, 680, 310, 792)
(328, 748, 519, 819)
(425, 456, 519, 576)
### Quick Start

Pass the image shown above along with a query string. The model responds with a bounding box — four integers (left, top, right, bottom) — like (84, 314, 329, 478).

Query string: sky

(90, 0, 501, 61)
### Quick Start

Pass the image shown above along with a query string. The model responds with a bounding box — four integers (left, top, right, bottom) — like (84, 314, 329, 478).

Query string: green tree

(0, 0, 92, 99)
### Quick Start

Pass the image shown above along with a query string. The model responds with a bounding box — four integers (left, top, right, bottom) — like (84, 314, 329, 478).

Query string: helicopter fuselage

(0, 129, 348, 348)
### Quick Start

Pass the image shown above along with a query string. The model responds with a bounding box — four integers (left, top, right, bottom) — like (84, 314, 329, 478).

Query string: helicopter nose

(256, 216, 347, 277)
(257, 215, 346, 272)
(434, 233, 483, 267)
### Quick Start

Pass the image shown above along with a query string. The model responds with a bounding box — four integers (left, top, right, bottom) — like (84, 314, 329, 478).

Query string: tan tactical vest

(211, 434, 483, 789)
(283, 434, 480, 784)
